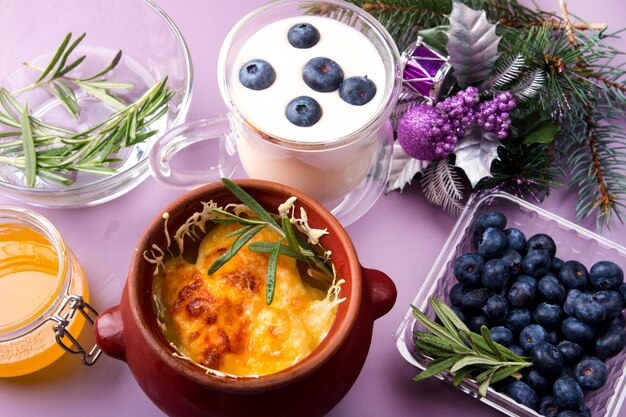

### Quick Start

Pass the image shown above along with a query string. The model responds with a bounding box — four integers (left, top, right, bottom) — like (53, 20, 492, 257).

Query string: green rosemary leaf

(478, 370, 495, 397)
(75, 81, 125, 110)
(47, 82, 80, 119)
(415, 332, 471, 354)
(431, 298, 470, 333)
(85, 81, 134, 90)
(55, 55, 87, 79)
(0, 131, 21, 138)
(430, 299, 463, 343)
(266, 240, 282, 305)
(411, 305, 465, 346)
(413, 356, 461, 382)
(449, 356, 501, 373)
(36, 32, 72, 83)
(207, 224, 264, 275)
(73, 165, 117, 175)
(226, 225, 255, 238)
(53, 32, 86, 78)
(126, 130, 157, 147)
(210, 208, 270, 227)
(481, 326, 507, 361)
(37, 168, 72, 185)
(281, 215, 304, 258)
(79, 50, 122, 81)
(221, 178, 282, 230)
(490, 365, 526, 384)
(452, 367, 475, 386)
(248, 241, 306, 260)
(20, 104, 37, 187)
(0, 87, 23, 118)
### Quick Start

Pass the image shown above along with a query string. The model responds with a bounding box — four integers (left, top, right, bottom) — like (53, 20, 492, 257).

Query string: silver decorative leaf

(446, 2, 501, 88)
(421, 158, 465, 215)
(455, 127, 500, 187)
(387, 143, 429, 192)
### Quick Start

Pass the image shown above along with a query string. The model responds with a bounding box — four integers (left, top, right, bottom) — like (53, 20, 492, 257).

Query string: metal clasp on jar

(46, 295, 102, 366)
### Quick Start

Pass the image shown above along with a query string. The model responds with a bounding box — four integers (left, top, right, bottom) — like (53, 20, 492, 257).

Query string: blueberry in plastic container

(523, 249, 552, 277)
(572, 293, 606, 325)
(239, 59, 276, 90)
(557, 340, 584, 364)
(551, 257, 565, 274)
(538, 275, 566, 303)
(593, 290, 625, 318)
(520, 324, 549, 352)
(507, 381, 539, 411)
(532, 342, 564, 378)
(490, 326, 513, 346)
(556, 411, 585, 417)
(509, 344, 527, 356)
(453, 253, 485, 287)
(302, 57, 344, 92)
(526, 367, 550, 393)
(285, 96, 322, 127)
(483, 293, 509, 322)
(527, 233, 557, 259)
(561, 317, 595, 344)
(461, 287, 489, 310)
(553, 376, 584, 409)
(287, 23, 320, 49)
(539, 395, 560, 417)
(339, 76, 377, 106)
(559, 261, 589, 290)
(505, 308, 532, 333)
(481, 258, 510, 290)
(467, 313, 489, 333)
(533, 302, 563, 328)
(502, 249, 523, 276)
(595, 324, 626, 359)
(619, 282, 626, 304)
(504, 228, 526, 253)
(563, 289, 582, 316)
(474, 211, 507, 234)
(449, 283, 469, 307)
(508, 276, 537, 308)
(589, 260, 624, 290)
(574, 356, 607, 391)
(476, 227, 507, 259)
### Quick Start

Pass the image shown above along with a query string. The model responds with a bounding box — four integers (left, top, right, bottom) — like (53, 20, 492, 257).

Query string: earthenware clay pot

(93, 179, 397, 417)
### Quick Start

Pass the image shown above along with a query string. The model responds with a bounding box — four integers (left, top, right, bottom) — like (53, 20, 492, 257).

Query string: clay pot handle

(361, 267, 397, 319)
(93, 305, 127, 362)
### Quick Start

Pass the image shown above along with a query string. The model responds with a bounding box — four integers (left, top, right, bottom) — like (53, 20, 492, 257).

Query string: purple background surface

(0, 0, 625, 416)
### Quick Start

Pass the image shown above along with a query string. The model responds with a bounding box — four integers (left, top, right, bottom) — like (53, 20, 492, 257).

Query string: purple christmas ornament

(476, 92, 517, 139)
(398, 104, 457, 161)
(401, 37, 452, 102)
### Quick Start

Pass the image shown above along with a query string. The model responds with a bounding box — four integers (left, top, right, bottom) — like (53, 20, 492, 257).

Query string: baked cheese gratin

(151, 217, 342, 377)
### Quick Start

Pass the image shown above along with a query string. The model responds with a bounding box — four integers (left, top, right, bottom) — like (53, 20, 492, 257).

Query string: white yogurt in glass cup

(149, 0, 402, 225)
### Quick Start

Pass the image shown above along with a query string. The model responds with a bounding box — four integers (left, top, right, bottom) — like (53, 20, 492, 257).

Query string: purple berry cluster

(476, 92, 516, 140)
(398, 87, 517, 161)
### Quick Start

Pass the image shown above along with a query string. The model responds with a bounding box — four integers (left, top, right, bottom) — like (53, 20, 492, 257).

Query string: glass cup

(149, 0, 402, 226)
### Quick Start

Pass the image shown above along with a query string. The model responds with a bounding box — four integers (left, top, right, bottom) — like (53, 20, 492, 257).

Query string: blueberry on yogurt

(239, 59, 276, 90)
(285, 96, 322, 127)
(339, 76, 377, 105)
(303, 57, 344, 92)
(288, 23, 320, 49)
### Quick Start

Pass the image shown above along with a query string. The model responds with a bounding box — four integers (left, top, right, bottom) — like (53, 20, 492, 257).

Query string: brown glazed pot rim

(127, 179, 362, 392)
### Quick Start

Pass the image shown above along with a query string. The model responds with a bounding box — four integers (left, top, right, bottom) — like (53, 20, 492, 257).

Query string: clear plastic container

(394, 192, 626, 417)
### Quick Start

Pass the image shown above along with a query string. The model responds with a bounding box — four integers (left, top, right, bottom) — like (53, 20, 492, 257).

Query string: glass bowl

(394, 192, 626, 417)
(0, 0, 192, 208)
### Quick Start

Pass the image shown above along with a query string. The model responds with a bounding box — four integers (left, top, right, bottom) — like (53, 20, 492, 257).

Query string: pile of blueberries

(449, 211, 626, 417)
(238, 23, 377, 127)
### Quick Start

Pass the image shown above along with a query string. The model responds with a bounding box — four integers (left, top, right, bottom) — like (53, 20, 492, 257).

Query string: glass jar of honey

(0, 206, 100, 377)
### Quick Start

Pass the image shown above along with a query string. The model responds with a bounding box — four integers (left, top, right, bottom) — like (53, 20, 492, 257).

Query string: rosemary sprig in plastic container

(208, 178, 336, 305)
(413, 298, 531, 396)
(0, 32, 174, 187)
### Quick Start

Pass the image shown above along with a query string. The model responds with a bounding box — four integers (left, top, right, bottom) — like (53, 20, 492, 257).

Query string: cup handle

(149, 115, 240, 189)
(93, 305, 127, 362)
(361, 267, 397, 319)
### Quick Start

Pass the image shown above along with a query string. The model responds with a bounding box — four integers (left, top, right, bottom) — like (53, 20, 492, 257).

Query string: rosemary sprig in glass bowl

(412, 297, 531, 397)
(0, 32, 174, 189)
(208, 178, 336, 305)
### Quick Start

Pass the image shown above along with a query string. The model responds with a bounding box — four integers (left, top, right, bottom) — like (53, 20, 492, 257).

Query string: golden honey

(0, 209, 89, 377)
